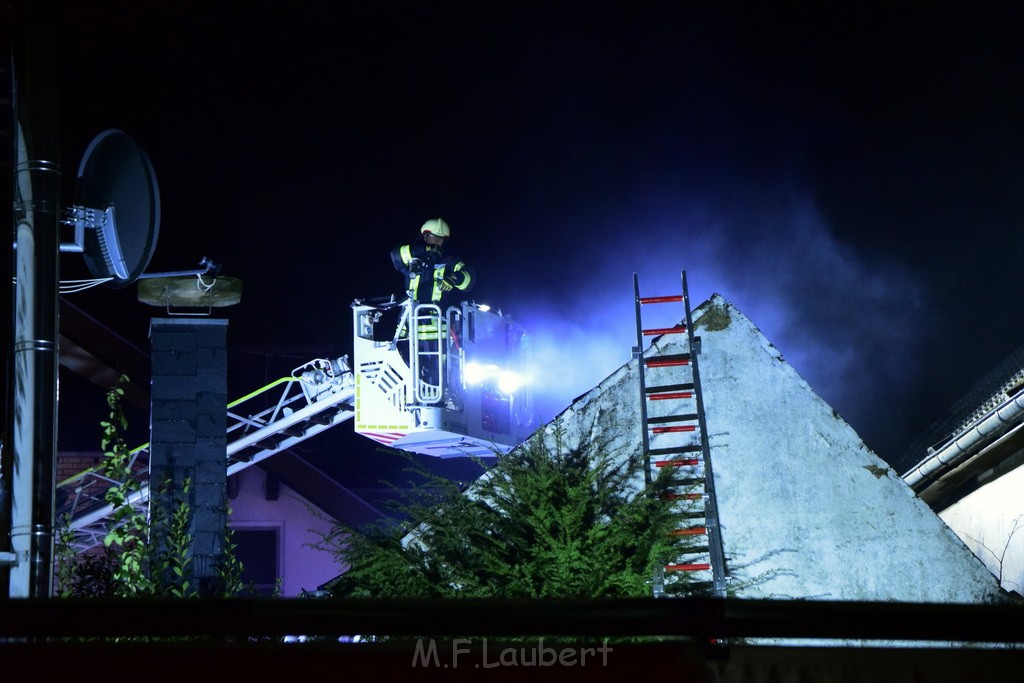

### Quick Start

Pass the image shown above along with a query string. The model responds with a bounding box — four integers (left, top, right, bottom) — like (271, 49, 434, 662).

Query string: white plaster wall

(227, 466, 344, 597)
(690, 296, 1002, 602)
(537, 294, 1006, 603)
(940, 465, 1024, 598)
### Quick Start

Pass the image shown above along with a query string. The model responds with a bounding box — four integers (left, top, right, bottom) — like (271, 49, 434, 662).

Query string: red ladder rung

(639, 294, 683, 304)
(669, 527, 707, 536)
(642, 325, 686, 336)
(661, 492, 703, 501)
(649, 391, 694, 400)
(645, 358, 690, 367)
(651, 425, 697, 434)
(654, 459, 700, 468)
(666, 563, 711, 572)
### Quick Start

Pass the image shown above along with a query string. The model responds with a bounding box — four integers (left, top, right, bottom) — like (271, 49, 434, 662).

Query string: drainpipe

(7, 0, 60, 598)
(902, 389, 1024, 491)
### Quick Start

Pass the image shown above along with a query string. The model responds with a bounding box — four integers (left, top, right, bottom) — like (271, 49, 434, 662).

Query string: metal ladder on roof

(633, 271, 728, 598)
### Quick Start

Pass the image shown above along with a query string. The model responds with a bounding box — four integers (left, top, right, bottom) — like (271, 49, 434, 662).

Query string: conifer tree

(319, 426, 699, 598)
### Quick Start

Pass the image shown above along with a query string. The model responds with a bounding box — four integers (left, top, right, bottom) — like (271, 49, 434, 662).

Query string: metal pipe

(7, 0, 60, 598)
(0, 2, 15, 588)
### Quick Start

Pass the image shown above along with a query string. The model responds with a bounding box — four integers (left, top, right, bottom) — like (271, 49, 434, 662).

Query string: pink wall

(227, 466, 346, 597)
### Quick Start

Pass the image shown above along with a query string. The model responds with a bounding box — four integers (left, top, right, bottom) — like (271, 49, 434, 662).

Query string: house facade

(900, 343, 1024, 598)
(512, 293, 1007, 603)
(227, 466, 344, 597)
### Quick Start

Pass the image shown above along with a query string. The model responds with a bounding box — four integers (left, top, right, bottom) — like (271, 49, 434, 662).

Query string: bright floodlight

(465, 361, 523, 393)
(465, 361, 498, 385)
(497, 370, 523, 394)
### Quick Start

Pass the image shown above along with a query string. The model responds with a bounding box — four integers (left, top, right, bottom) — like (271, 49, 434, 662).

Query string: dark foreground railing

(1, 597, 1023, 679)
(1, 596, 1023, 641)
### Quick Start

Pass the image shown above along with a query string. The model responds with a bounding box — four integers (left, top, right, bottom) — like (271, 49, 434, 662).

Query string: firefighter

(390, 218, 474, 392)
(390, 218, 473, 305)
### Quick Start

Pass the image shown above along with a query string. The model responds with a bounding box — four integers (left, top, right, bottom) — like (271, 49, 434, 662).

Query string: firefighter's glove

(441, 274, 461, 291)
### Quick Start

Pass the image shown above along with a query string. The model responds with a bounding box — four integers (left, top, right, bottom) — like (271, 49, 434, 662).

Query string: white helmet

(421, 218, 451, 238)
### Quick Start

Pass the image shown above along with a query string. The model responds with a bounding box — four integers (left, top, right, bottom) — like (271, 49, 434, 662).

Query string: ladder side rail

(681, 270, 729, 597)
(67, 388, 357, 551)
(65, 358, 346, 520)
(59, 469, 127, 520)
(411, 304, 443, 405)
(227, 401, 355, 476)
(225, 357, 353, 443)
(636, 272, 711, 595)
(69, 495, 150, 554)
(445, 306, 464, 409)
(59, 481, 104, 532)
(409, 304, 422, 402)
(69, 529, 104, 553)
(56, 441, 151, 526)
(226, 384, 309, 438)
(57, 474, 111, 517)
(225, 385, 355, 457)
(391, 300, 411, 350)
(65, 367, 355, 535)
(126, 443, 148, 472)
(225, 378, 306, 439)
(67, 388, 357, 550)
(67, 481, 152, 551)
(407, 305, 419, 401)
(223, 378, 300, 441)
(64, 378, 322, 521)
(633, 273, 653, 486)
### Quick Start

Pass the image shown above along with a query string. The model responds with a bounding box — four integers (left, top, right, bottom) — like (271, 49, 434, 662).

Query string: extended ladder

(633, 271, 728, 598)
(56, 356, 356, 553)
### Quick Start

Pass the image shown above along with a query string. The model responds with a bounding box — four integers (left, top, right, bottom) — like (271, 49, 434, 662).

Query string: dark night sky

(50, 2, 1024, 474)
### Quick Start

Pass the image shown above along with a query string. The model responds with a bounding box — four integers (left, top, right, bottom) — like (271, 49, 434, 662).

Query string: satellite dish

(64, 129, 160, 288)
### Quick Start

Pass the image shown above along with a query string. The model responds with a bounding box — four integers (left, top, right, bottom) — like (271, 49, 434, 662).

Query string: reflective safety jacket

(390, 238, 474, 305)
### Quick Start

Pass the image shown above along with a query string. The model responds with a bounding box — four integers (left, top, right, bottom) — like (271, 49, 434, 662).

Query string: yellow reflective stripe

(444, 261, 469, 290)
(416, 319, 445, 336)
(429, 266, 443, 301)
(400, 245, 412, 263)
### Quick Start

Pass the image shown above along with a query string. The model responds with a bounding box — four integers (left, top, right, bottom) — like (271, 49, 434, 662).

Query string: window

(231, 527, 280, 596)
